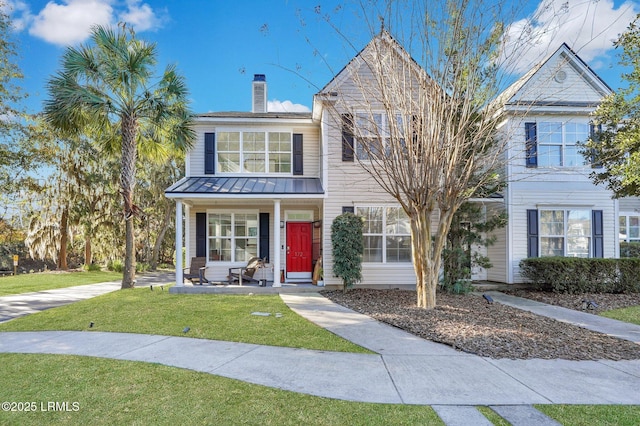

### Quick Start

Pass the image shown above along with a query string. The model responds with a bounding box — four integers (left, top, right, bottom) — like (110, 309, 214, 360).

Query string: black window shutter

(204, 133, 216, 174)
(525, 123, 537, 168)
(342, 206, 354, 214)
(259, 213, 270, 262)
(589, 124, 603, 169)
(196, 212, 207, 258)
(293, 133, 303, 175)
(527, 209, 539, 258)
(592, 210, 604, 258)
(341, 113, 354, 162)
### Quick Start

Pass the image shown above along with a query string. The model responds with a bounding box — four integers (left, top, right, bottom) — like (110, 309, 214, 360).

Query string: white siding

(511, 51, 606, 105)
(508, 182, 617, 283)
(187, 121, 320, 178)
(486, 203, 508, 283)
(321, 106, 421, 287)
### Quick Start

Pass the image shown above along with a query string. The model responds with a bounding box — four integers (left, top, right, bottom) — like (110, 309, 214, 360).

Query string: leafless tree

(318, 0, 529, 308)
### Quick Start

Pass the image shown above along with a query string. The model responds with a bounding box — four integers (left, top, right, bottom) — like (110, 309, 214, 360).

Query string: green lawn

(0, 287, 369, 353)
(0, 271, 122, 296)
(536, 404, 640, 426)
(0, 353, 443, 426)
(601, 305, 640, 326)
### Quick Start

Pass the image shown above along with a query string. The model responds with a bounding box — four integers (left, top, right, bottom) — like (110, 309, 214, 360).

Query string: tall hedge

(331, 213, 364, 292)
(519, 257, 640, 293)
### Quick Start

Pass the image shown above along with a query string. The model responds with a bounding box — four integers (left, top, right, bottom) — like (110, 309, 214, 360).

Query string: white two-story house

(166, 31, 639, 288)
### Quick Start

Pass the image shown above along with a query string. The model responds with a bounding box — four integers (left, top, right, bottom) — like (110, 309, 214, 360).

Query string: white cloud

(502, 0, 639, 73)
(118, 0, 163, 32)
(20, 0, 164, 47)
(29, 0, 113, 46)
(2, 1, 34, 31)
(268, 99, 311, 113)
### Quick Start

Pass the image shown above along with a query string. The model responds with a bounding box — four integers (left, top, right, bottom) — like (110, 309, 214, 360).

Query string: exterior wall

(507, 183, 616, 283)
(321, 106, 418, 287)
(485, 203, 508, 283)
(187, 120, 320, 178)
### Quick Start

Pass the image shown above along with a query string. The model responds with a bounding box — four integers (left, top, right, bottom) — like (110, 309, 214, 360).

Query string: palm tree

(44, 24, 194, 288)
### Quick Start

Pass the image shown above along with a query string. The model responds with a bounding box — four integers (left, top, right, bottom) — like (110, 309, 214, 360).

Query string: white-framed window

(619, 214, 640, 243)
(356, 206, 412, 263)
(539, 209, 591, 257)
(216, 130, 291, 174)
(208, 211, 258, 262)
(354, 112, 405, 160)
(537, 121, 590, 167)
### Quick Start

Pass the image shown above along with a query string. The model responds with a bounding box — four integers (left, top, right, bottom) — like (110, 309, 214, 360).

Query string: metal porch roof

(165, 176, 324, 196)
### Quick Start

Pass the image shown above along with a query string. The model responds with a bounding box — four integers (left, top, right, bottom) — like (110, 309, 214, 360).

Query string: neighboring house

(165, 33, 640, 287)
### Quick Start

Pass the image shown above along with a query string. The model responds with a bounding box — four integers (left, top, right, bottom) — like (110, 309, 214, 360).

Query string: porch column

(273, 199, 281, 287)
(175, 200, 184, 287)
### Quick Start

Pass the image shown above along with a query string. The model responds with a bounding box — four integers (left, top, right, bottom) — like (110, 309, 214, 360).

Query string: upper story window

(525, 121, 591, 168)
(216, 131, 292, 174)
(354, 112, 404, 160)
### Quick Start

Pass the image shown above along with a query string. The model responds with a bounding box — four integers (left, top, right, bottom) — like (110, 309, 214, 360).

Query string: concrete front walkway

(0, 278, 639, 425)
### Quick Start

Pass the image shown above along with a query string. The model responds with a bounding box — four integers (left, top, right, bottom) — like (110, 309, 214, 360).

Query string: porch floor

(169, 281, 327, 294)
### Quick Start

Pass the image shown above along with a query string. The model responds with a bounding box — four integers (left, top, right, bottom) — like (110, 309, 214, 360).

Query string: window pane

(363, 236, 383, 262)
(541, 237, 564, 256)
(538, 122, 562, 143)
(540, 210, 564, 235)
(358, 207, 383, 234)
(630, 216, 640, 239)
(620, 216, 627, 238)
(386, 236, 412, 262)
(218, 153, 240, 173)
(243, 154, 265, 172)
(567, 210, 590, 236)
(563, 145, 585, 167)
(567, 236, 590, 257)
(209, 238, 231, 262)
(537, 145, 562, 167)
(209, 214, 232, 237)
(235, 238, 258, 262)
(386, 207, 410, 234)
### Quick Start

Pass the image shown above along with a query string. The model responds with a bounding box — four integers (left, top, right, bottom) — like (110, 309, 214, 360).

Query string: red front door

(286, 222, 312, 277)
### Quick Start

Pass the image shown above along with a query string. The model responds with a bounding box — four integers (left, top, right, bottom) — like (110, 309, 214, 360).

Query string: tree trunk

(120, 114, 138, 289)
(410, 208, 437, 309)
(150, 203, 172, 271)
(58, 207, 69, 270)
(84, 235, 92, 267)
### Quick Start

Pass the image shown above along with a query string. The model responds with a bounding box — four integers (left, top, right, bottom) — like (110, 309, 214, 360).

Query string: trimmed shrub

(519, 257, 640, 293)
(331, 213, 364, 292)
(620, 242, 640, 258)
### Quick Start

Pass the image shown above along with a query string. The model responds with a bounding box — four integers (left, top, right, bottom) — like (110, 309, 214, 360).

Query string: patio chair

(228, 257, 264, 285)
(183, 257, 209, 285)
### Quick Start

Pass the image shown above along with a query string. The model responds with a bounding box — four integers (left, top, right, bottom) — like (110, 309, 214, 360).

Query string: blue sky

(3, 0, 640, 115)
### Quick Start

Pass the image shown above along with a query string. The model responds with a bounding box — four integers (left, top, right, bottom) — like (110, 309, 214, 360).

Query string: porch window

(216, 131, 292, 174)
(208, 212, 258, 262)
(356, 206, 411, 263)
(539, 209, 591, 257)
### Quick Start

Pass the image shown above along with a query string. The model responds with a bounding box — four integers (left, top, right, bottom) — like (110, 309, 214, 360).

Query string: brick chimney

(252, 74, 267, 113)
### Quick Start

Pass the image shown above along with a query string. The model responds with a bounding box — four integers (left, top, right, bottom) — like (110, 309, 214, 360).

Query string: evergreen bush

(331, 213, 364, 292)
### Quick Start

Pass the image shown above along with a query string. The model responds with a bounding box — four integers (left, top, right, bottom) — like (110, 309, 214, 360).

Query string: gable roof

(499, 43, 612, 109)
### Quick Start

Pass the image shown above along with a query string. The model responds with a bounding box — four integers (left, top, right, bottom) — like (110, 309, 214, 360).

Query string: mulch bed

(321, 289, 640, 361)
